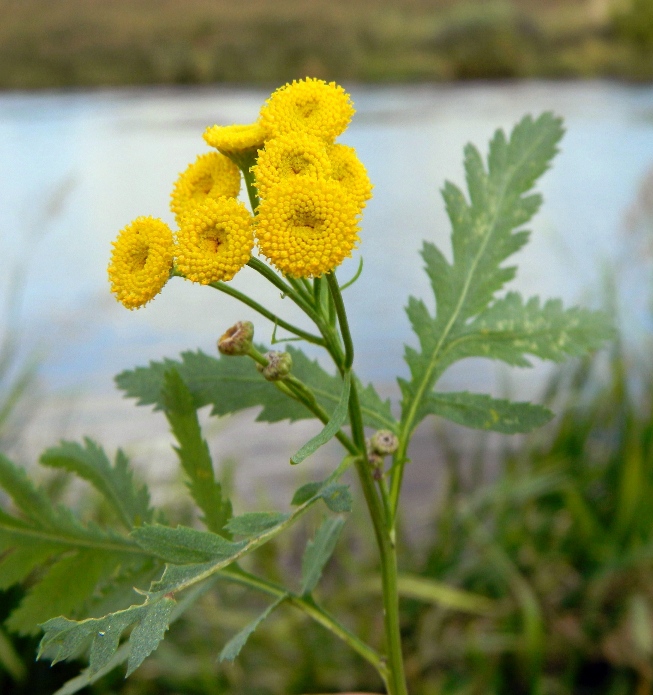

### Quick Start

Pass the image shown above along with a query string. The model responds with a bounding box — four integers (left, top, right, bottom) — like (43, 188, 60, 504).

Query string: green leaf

(160, 369, 232, 534)
(116, 346, 396, 432)
(291, 481, 324, 506)
(290, 480, 352, 513)
(301, 517, 345, 594)
(40, 439, 153, 530)
(400, 113, 612, 437)
(424, 391, 553, 433)
(445, 294, 614, 368)
(52, 579, 216, 695)
(364, 574, 497, 615)
(131, 524, 245, 564)
(224, 512, 290, 538)
(219, 596, 286, 662)
(0, 454, 153, 635)
(320, 484, 353, 513)
(39, 596, 175, 677)
(291, 371, 351, 464)
(38, 455, 354, 677)
(6, 550, 119, 636)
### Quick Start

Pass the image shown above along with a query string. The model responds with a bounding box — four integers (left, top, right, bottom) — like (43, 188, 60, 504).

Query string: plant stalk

(326, 274, 408, 695)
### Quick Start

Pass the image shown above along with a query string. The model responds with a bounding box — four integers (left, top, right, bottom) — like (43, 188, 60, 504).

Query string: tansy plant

(0, 79, 612, 695)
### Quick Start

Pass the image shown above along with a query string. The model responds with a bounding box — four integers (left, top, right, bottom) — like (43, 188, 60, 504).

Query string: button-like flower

(108, 216, 175, 309)
(329, 144, 373, 211)
(176, 197, 254, 284)
(203, 122, 267, 156)
(255, 177, 360, 278)
(252, 132, 332, 200)
(259, 77, 354, 142)
(170, 152, 240, 224)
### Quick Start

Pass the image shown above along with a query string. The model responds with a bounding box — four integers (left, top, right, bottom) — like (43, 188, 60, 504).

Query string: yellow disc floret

(259, 77, 354, 142)
(255, 178, 360, 278)
(170, 152, 240, 224)
(203, 122, 266, 155)
(252, 132, 333, 200)
(108, 216, 175, 310)
(328, 144, 373, 210)
(176, 197, 254, 284)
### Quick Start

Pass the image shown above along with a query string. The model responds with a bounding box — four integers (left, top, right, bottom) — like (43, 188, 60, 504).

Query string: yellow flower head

(203, 122, 266, 155)
(259, 78, 354, 142)
(328, 144, 373, 210)
(108, 216, 175, 310)
(252, 132, 332, 200)
(255, 178, 360, 278)
(170, 152, 240, 223)
(176, 197, 254, 284)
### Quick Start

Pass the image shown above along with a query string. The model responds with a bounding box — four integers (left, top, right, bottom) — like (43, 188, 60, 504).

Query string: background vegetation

(0, 0, 652, 89)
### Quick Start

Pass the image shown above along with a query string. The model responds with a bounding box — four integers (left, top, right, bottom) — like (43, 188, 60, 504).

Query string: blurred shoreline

(0, 0, 652, 90)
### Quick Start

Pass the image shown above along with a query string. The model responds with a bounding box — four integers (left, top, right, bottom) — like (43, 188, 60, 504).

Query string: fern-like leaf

(0, 453, 156, 635)
(160, 369, 232, 534)
(40, 438, 153, 529)
(116, 345, 396, 432)
(400, 113, 613, 436)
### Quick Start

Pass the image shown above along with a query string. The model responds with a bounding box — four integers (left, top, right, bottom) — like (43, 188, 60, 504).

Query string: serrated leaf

(40, 439, 153, 530)
(39, 596, 175, 677)
(116, 346, 396, 432)
(301, 517, 345, 595)
(224, 512, 289, 538)
(39, 455, 354, 680)
(445, 294, 614, 368)
(400, 113, 612, 437)
(0, 454, 153, 635)
(424, 391, 553, 433)
(291, 371, 351, 464)
(52, 579, 216, 695)
(6, 550, 119, 636)
(160, 369, 232, 534)
(125, 598, 175, 676)
(131, 524, 245, 564)
(219, 596, 286, 662)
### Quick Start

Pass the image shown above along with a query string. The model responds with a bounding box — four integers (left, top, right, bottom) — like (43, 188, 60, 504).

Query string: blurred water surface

(1, 82, 653, 482)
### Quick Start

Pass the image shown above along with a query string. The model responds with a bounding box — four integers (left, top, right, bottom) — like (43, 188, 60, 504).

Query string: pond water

(2, 81, 653, 502)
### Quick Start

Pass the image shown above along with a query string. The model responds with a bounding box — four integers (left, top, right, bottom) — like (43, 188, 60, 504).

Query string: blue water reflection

(1, 82, 653, 399)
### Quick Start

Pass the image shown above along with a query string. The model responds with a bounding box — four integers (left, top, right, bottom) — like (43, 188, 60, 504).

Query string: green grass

(0, 0, 652, 89)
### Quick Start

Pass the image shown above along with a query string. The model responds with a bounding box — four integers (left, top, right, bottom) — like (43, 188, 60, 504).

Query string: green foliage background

(0, 0, 652, 89)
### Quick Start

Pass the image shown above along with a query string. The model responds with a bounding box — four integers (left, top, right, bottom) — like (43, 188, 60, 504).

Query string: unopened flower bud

(257, 350, 292, 381)
(369, 430, 399, 456)
(218, 321, 254, 356)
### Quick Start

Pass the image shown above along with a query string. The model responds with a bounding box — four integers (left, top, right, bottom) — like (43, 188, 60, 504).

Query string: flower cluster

(252, 78, 372, 278)
(108, 78, 372, 308)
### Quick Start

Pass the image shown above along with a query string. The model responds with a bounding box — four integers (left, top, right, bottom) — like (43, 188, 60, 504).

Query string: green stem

(208, 281, 325, 346)
(244, 345, 357, 454)
(226, 147, 259, 213)
(241, 163, 259, 212)
(324, 273, 408, 695)
(218, 566, 389, 685)
(247, 258, 323, 326)
(325, 272, 354, 370)
(282, 374, 357, 456)
(350, 385, 409, 695)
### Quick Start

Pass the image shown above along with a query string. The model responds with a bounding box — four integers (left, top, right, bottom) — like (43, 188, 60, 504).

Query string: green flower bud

(369, 430, 399, 456)
(218, 321, 254, 356)
(257, 350, 292, 381)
